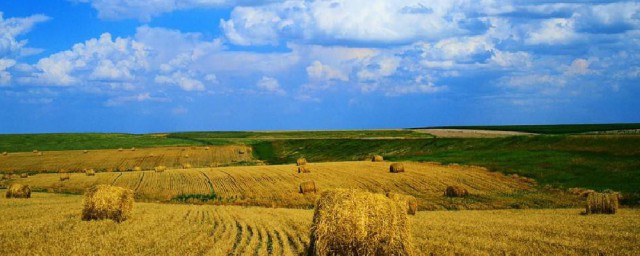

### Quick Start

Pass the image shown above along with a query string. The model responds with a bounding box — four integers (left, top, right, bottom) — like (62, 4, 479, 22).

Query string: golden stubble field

(1, 192, 638, 256)
(0, 145, 253, 173)
(3, 161, 582, 209)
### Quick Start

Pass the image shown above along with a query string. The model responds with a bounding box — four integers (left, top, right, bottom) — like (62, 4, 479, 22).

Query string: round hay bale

(37, 152, 43, 156)
(390, 163, 405, 173)
(83, 150, 88, 154)
(371, 155, 384, 162)
(118, 148, 123, 152)
(586, 192, 619, 214)
(182, 163, 192, 169)
(20, 173, 28, 178)
(133, 166, 142, 172)
(238, 149, 245, 154)
(6, 184, 31, 198)
(60, 173, 70, 181)
(445, 185, 468, 197)
(82, 185, 134, 222)
(2, 152, 7, 156)
(33, 150, 38, 153)
(184, 154, 190, 158)
(204, 147, 210, 150)
(299, 181, 317, 194)
(296, 158, 307, 166)
(86, 169, 96, 176)
(298, 166, 311, 174)
(130, 147, 136, 151)
(386, 192, 418, 215)
(309, 189, 413, 256)
(154, 166, 166, 173)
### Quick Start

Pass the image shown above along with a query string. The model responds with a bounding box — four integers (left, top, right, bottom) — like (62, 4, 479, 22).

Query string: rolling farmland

(1, 192, 638, 255)
(4, 161, 582, 209)
(0, 145, 253, 173)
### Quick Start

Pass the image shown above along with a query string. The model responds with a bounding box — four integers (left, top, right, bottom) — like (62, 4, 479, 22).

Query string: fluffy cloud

(0, 58, 16, 85)
(307, 61, 348, 82)
(0, 12, 49, 58)
(256, 76, 286, 95)
(221, 0, 507, 46)
(26, 33, 148, 86)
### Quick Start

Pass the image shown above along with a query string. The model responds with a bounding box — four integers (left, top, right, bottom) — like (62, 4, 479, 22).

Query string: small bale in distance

(184, 154, 189, 158)
(82, 185, 134, 222)
(130, 147, 136, 151)
(37, 152, 43, 156)
(445, 185, 468, 197)
(133, 166, 142, 172)
(371, 155, 384, 162)
(298, 166, 311, 173)
(86, 169, 96, 176)
(83, 150, 88, 154)
(33, 150, 38, 153)
(299, 181, 317, 194)
(2, 152, 7, 156)
(296, 158, 307, 166)
(390, 163, 405, 173)
(154, 166, 166, 173)
(182, 163, 192, 169)
(386, 192, 418, 215)
(118, 148, 123, 152)
(204, 147, 210, 150)
(20, 173, 28, 178)
(60, 173, 70, 181)
(6, 184, 31, 198)
(585, 192, 619, 214)
(309, 189, 413, 256)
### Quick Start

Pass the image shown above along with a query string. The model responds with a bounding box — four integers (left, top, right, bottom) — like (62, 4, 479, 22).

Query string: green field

(0, 133, 202, 153)
(1, 126, 639, 203)
(251, 136, 640, 196)
(421, 123, 640, 134)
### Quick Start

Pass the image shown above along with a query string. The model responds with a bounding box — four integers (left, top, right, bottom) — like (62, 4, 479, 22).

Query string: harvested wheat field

(0, 145, 253, 174)
(4, 161, 582, 209)
(0, 192, 638, 255)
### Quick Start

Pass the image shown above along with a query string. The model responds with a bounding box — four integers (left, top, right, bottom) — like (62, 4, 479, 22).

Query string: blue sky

(0, 0, 639, 133)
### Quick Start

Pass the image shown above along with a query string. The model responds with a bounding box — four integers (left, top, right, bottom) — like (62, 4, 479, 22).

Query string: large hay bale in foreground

(6, 184, 31, 198)
(82, 185, 134, 222)
(310, 189, 413, 256)
(20, 173, 28, 178)
(154, 166, 166, 173)
(298, 166, 311, 173)
(60, 173, 70, 181)
(299, 181, 317, 194)
(586, 192, 619, 214)
(86, 169, 96, 176)
(386, 192, 418, 215)
(390, 163, 405, 173)
(296, 158, 307, 166)
(445, 185, 468, 197)
(371, 155, 384, 162)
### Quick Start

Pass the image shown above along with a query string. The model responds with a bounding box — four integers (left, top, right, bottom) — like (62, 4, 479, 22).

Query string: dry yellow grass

(387, 192, 418, 215)
(0, 192, 638, 255)
(310, 189, 412, 256)
(0, 145, 253, 173)
(7, 161, 581, 209)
